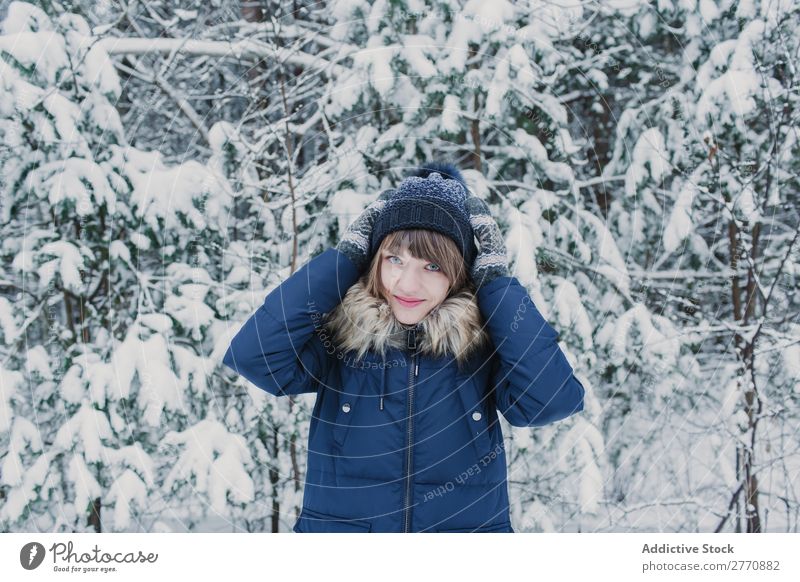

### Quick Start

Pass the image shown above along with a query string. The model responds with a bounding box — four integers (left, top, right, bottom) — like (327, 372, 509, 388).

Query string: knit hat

(369, 162, 478, 267)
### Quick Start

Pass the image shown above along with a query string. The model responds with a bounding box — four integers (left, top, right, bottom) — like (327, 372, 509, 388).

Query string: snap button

(342, 403, 351, 413)
(472, 411, 482, 421)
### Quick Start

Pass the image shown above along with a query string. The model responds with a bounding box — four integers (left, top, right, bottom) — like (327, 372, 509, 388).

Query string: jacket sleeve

(477, 275, 585, 427)
(222, 247, 360, 397)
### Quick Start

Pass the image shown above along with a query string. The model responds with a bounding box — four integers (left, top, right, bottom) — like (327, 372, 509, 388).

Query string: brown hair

(362, 229, 473, 301)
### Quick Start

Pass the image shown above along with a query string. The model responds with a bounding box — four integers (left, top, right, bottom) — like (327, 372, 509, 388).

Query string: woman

(222, 162, 586, 532)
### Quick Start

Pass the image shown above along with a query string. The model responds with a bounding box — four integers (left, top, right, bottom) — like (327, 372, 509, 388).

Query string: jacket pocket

(331, 373, 371, 450)
(293, 507, 372, 533)
(331, 391, 358, 450)
(455, 379, 495, 459)
(435, 520, 514, 533)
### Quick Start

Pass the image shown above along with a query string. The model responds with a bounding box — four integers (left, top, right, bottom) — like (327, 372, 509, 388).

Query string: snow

(441, 94, 461, 133)
(67, 453, 102, 522)
(174, 9, 198, 21)
(329, 188, 377, 237)
(698, 69, 760, 120)
(0, 31, 67, 84)
(1, 0, 798, 535)
(353, 36, 397, 98)
(485, 57, 510, 118)
(506, 203, 542, 288)
(0, 446, 48, 521)
(128, 231, 150, 250)
(173, 344, 210, 396)
(354, 124, 379, 151)
(695, 19, 781, 130)
(59, 364, 85, 404)
(165, 284, 215, 342)
(508, 44, 535, 82)
(0, 368, 23, 433)
(25, 345, 52, 380)
(509, 128, 546, 164)
(441, 13, 481, 73)
(518, 496, 556, 532)
(33, 157, 117, 213)
(461, 169, 490, 199)
(696, 39, 736, 87)
(36, 240, 90, 294)
(462, 0, 516, 35)
(510, 425, 534, 451)
(162, 415, 255, 514)
(625, 128, 669, 197)
(602, 303, 681, 373)
(82, 92, 125, 141)
(0, 68, 43, 113)
(139, 313, 173, 334)
(559, 419, 603, 514)
(365, 0, 387, 34)
(577, 209, 631, 294)
(663, 176, 698, 253)
(699, 0, 721, 22)
(551, 278, 594, 350)
(0, 297, 19, 345)
(400, 34, 439, 78)
(76, 35, 122, 99)
(125, 148, 230, 235)
(138, 333, 183, 425)
(54, 402, 113, 462)
(1, 1, 54, 34)
(783, 344, 800, 392)
(109, 240, 130, 262)
(107, 470, 148, 530)
(331, 0, 371, 24)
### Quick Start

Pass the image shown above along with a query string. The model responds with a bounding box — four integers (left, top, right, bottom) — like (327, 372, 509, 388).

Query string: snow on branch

(97, 37, 347, 78)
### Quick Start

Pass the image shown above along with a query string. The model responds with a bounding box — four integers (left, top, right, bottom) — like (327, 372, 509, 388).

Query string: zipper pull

(408, 324, 420, 377)
(407, 326, 417, 351)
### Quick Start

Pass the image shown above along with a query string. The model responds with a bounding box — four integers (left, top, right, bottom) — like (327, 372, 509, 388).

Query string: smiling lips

(394, 295, 425, 308)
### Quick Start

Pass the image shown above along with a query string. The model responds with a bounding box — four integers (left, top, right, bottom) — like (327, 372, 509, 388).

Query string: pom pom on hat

(410, 162, 468, 192)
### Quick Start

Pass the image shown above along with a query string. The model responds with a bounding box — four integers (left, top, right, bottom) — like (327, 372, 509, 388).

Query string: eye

(427, 263, 441, 272)
(386, 255, 401, 264)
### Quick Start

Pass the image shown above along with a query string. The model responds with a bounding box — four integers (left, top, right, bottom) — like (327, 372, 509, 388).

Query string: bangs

(362, 229, 472, 300)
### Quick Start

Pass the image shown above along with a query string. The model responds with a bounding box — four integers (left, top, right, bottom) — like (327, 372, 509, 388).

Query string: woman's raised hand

(336, 189, 395, 272)
(465, 195, 509, 290)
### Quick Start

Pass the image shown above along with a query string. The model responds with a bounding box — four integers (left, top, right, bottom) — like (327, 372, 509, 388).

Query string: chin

(392, 310, 426, 325)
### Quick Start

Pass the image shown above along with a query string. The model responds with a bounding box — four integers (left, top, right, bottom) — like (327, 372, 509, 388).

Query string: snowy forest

(0, 0, 798, 533)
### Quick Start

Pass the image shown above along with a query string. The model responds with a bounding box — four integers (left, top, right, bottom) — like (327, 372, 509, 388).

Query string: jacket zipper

(403, 324, 419, 533)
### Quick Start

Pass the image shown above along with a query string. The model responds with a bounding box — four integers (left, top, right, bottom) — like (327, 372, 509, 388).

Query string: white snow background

(0, 0, 798, 533)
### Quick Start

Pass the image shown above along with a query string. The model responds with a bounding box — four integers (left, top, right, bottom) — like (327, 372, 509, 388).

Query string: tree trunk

(270, 425, 280, 533)
(87, 497, 102, 532)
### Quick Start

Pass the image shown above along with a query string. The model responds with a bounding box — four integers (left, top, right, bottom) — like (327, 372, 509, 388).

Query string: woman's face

(379, 246, 450, 325)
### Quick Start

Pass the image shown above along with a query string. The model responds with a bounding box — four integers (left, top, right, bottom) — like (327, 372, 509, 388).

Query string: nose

(395, 265, 423, 295)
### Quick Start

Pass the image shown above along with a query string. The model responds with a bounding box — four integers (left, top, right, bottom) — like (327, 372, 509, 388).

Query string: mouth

(394, 295, 425, 308)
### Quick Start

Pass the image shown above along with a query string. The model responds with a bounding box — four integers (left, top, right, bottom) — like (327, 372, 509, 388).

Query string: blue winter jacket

(222, 247, 585, 532)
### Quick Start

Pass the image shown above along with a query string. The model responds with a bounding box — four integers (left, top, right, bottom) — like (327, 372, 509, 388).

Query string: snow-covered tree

(0, 1, 249, 532)
(582, 0, 800, 532)
(2, 0, 797, 534)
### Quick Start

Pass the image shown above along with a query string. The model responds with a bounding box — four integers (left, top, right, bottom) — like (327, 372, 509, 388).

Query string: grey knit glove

(466, 196, 509, 290)
(336, 189, 395, 272)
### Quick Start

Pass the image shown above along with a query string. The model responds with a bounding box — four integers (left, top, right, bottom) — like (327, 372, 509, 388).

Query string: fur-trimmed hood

(323, 277, 491, 367)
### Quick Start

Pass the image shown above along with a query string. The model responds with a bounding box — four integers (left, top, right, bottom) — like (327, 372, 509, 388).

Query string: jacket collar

(323, 277, 491, 366)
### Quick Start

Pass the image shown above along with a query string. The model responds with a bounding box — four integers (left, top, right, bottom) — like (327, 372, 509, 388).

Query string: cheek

(430, 275, 450, 302)
(379, 264, 396, 293)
